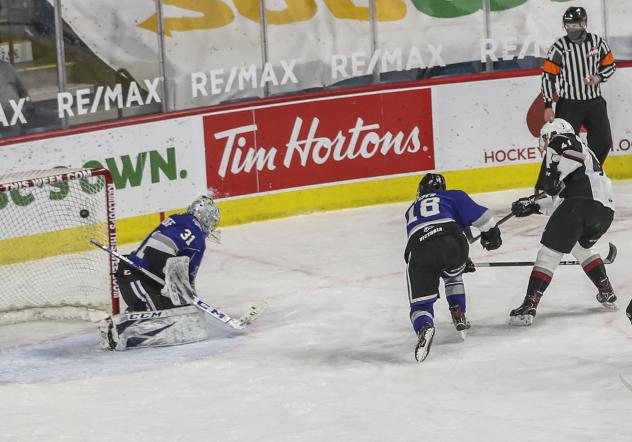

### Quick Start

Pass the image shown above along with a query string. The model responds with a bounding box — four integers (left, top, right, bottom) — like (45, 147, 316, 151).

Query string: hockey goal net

(0, 168, 119, 323)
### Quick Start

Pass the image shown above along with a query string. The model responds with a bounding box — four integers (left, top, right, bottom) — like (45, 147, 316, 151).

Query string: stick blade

(604, 242, 617, 264)
(228, 301, 269, 329)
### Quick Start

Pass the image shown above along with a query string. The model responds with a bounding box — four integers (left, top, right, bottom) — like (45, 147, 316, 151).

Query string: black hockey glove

(464, 258, 476, 273)
(626, 300, 632, 325)
(480, 226, 502, 251)
(511, 196, 540, 218)
(541, 168, 562, 196)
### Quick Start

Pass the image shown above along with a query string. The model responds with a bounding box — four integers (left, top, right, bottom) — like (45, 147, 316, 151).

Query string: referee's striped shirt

(541, 33, 616, 106)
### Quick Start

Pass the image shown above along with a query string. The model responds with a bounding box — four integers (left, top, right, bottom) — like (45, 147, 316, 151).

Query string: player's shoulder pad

(445, 189, 473, 204)
(445, 189, 467, 198)
(548, 134, 581, 154)
(169, 213, 205, 233)
(164, 213, 186, 226)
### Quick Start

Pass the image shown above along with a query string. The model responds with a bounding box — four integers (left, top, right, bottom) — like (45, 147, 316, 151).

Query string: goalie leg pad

(98, 305, 209, 351)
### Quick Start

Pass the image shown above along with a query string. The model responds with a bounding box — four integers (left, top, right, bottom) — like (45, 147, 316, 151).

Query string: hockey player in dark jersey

(509, 118, 616, 326)
(98, 195, 221, 350)
(405, 173, 502, 362)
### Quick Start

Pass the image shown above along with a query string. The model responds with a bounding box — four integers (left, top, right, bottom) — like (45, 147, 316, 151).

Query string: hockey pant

(98, 305, 209, 351)
(406, 232, 469, 334)
(116, 257, 191, 312)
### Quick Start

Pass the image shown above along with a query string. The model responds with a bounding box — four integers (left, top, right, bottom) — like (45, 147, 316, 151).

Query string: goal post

(0, 168, 119, 323)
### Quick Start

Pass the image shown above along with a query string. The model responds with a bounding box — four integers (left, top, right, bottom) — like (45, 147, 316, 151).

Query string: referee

(541, 6, 616, 164)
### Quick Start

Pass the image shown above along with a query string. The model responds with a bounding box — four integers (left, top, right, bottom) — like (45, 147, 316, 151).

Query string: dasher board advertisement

(203, 88, 435, 198)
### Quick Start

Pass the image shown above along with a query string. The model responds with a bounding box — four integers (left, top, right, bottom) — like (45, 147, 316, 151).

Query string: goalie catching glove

(511, 196, 541, 218)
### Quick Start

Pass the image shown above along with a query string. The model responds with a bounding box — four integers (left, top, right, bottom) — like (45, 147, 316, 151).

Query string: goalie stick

(474, 242, 617, 267)
(89, 239, 267, 330)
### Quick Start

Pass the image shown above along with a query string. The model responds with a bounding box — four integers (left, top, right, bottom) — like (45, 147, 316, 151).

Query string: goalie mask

(563, 6, 587, 44)
(187, 196, 220, 237)
(417, 173, 446, 198)
(539, 118, 574, 151)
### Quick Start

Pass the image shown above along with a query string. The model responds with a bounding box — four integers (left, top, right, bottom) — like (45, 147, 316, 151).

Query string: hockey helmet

(539, 118, 575, 150)
(187, 195, 220, 235)
(417, 173, 446, 198)
(563, 6, 587, 43)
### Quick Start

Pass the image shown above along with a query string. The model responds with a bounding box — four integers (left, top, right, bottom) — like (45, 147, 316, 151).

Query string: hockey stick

(474, 242, 617, 267)
(89, 239, 267, 330)
(469, 192, 547, 244)
(468, 212, 514, 244)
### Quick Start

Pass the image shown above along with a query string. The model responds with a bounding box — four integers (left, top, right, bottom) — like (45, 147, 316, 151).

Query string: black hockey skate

(449, 305, 471, 340)
(595, 279, 618, 310)
(415, 323, 435, 363)
(509, 291, 543, 326)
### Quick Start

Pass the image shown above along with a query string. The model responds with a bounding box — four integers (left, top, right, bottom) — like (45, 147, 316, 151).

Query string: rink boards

(1, 65, 631, 248)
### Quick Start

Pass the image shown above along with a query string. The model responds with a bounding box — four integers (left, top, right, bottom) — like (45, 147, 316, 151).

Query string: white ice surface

(1, 182, 632, 442)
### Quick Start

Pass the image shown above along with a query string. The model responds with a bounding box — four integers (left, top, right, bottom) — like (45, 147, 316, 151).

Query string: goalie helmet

(187, 196, 220, 235)
(417, 173, 446, 198)
(539, 118, 574, 150)
(562, 6, 587, 43)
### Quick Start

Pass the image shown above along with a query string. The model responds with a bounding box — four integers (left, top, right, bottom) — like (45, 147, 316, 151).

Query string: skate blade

(509, 314, 534, 326)
(459, 329, 467, 341)
(600, 301, 619, 311)
(415, 327, 435, 363)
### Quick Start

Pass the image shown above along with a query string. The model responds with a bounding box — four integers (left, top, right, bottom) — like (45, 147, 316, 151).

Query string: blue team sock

(410, 301, 435, 335)
(447, 293, 466, 312)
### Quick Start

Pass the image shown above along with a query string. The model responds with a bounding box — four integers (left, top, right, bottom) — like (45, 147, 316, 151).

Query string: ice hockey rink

(1, 181, 631, 442)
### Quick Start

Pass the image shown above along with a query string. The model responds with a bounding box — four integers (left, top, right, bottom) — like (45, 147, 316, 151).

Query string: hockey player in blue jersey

(405, 173, 502, 363)
(98, 195, 221, 350)
(118, 195, 220, 312)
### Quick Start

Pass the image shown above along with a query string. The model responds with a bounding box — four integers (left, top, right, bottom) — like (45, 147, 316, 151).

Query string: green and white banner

(0, 116, 207, 219)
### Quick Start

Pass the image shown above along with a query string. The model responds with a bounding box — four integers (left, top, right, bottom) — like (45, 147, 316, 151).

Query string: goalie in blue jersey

(98, 195, 221, 351)
(404, 173, 502, 363)
(118, 196, 220, 313)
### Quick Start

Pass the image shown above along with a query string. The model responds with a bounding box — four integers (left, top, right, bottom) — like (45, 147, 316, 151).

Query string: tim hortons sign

(203, 88, 435, 197)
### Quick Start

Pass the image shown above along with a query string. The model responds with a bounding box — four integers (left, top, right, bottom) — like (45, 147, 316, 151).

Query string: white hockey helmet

(187, 195, 220, 235)
(539, 118, 574, 150)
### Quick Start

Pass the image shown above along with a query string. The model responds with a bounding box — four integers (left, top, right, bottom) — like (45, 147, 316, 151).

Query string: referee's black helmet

(563, 6, 587, 43)
(563, 6, 587, 25)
